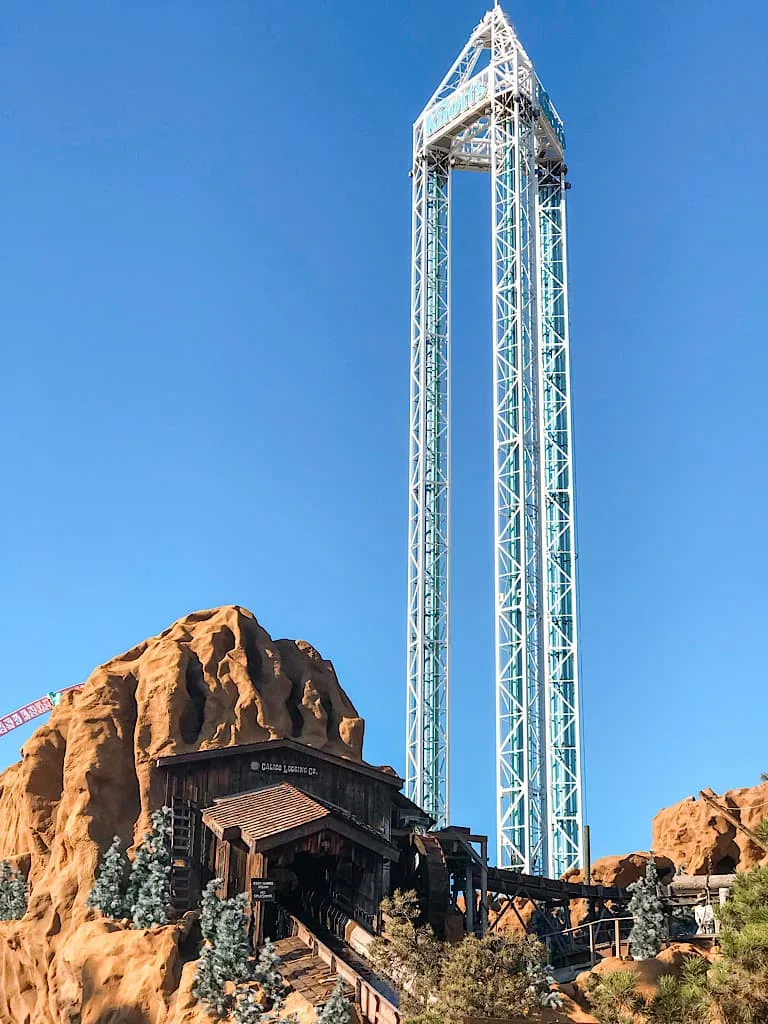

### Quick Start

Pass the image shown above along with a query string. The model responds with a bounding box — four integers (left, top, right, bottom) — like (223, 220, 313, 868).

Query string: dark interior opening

(179, 651, 207, 743)
(713, 855, 738, 875)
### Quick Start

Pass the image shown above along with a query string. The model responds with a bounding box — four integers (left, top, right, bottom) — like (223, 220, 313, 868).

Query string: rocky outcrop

(566, 852, 675, 890)
(0, 605, 364, 1024)
(652, 783, 768, 875)
(572, 942, 711, 1006)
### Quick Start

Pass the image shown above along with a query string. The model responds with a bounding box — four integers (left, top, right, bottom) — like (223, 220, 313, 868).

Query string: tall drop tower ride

(406, 3, 583, 878)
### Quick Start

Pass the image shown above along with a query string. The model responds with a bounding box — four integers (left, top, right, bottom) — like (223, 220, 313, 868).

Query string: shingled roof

(201, 783, 399, 860)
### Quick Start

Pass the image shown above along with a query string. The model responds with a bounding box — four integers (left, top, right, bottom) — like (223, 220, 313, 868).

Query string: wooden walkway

(275, 936, 355, 1008)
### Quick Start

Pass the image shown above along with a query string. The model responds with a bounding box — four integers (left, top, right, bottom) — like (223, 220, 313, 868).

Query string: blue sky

(1, 0, 767, 863)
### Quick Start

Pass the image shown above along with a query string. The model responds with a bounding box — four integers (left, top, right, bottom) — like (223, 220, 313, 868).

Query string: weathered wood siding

(163, 746, 393, 837)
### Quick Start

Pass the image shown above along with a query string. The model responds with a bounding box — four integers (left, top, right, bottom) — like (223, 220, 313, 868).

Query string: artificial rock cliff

(0, 605, 364, 1024)
(652, 783, 768, 875)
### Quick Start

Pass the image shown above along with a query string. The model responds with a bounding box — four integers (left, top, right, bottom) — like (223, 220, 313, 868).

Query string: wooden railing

(288, 914, 401, 1024)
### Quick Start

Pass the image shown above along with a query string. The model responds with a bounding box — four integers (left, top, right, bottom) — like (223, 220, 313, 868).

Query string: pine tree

(368, 889, 443, 1015)
(628, 857, 665, 960)
(126, 806, 173, 929)
(194, 944, 232, 1019)
(316, 978, 351, 1024)
(194, 891, 254, 1018)
(232, 986, 263, 1024)
(437, 932, 560, 1020)
(87, 836, 128, 918)
(252, 938, 287, 1010)
(215, 893, 253, 984)
(585, 970, 643, 1024)
(200, 877, 224, 942)
(0, 860, 28, 920)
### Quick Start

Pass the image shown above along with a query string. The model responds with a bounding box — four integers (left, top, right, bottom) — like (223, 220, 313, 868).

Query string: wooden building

(158, 738, 432, 940)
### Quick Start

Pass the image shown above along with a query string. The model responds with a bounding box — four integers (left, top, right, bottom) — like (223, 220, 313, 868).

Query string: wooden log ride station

(158, 738, 631, 990)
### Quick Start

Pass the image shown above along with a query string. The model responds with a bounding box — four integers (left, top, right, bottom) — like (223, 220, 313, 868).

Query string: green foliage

(586, 958, 711, 1024)
(707, 865, 768, 1023)
(0, 860, 28, 921)
(754, 818, 768, 844)
(88, 811, 172, 927)
(628, 858, 665, 959)
(194, 886, 256, 1018)
(586, 970, 643, 1024)
(195, 945, 231, 1019)
(232, 986, 263, 1024)
(316, 978, 351, 1024)
(438, 932, 560, 1019)
(369, 888, 558, 1024)
(680, 955, 708, 987)
(200, 878, 224, 942)
(87, 836, 128, 919)
(645, 976, 692, 1024)
(128, 806, 172, 929)
(718, 866, 768, 936)
(368, 890, 443, 1014)
(251, 938, 287, 1010)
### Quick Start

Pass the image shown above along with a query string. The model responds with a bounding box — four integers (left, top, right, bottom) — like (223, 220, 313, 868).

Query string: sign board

(250, 878, 276, 902)
(250, 760, 319, 778)
(424, 70, 490, 140)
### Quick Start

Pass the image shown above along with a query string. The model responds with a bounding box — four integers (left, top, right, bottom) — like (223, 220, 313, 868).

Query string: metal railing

(542, 916, 634, 968)
(294, 888, 376, 940)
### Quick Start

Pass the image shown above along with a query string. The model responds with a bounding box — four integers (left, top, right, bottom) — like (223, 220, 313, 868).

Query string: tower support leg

(407, 151, 451, 827)
(536, 164, 583, 878)
(492, 90, 542, 872)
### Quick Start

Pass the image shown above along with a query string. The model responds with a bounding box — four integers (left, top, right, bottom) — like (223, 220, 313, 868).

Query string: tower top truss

(414, 7, 565, 173)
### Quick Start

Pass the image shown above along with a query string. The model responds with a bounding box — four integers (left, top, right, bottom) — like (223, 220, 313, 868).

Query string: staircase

(170, 797, 196, 912)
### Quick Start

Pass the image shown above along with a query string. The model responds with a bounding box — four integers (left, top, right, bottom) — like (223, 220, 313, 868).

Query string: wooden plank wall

(164, 746, 393, 834)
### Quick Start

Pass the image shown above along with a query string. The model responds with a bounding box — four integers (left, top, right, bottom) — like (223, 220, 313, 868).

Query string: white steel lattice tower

(406, 3, 584, 878)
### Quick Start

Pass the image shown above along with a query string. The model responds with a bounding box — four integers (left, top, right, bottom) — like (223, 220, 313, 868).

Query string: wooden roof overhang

(202, 782, 400, 861)
(156, 737, 404, 788)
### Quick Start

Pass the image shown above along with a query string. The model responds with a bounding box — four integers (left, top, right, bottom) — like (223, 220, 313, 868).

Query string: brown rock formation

(0, 605, 365, 1024)
(566, 852, 675, 890)
(574, 942, 708, 1001)
(652, 783, 768, 875)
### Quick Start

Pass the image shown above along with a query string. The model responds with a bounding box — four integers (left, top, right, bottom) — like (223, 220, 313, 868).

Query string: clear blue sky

(1, 0, 767, 863)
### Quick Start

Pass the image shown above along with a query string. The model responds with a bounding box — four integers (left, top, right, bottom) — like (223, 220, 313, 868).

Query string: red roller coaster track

(0, 685, 84, 738)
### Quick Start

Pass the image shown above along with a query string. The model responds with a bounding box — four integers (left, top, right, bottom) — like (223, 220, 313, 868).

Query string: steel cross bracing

(407, 4, 583, 876)
(406, 150, 451, 826)
(536, 164, 582, 876)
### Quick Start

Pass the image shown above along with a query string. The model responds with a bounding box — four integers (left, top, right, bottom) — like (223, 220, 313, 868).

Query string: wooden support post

(223, 842, 231, 897)
(480, 867, 488, 936)
(479, 835, 489, 936)
(465, 862, 474, 936)
(584, 825, 591, 886)
(615, 917, 621, 958)
(589, 921, 596, 964)
(251, 852, 265, 946)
